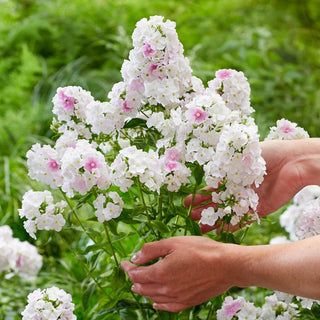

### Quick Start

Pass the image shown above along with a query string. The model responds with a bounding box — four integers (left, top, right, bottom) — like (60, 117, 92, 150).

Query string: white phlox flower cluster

(265, 118, 309, 140)
(27, 139, 112, 198)
(279, 185, 320, 241)
(26, 15, 269, 230)
(52, 86, 94, 124)
(216, 291, 315, 320)
(93, 192, 124, 222)
(121, 15, 199, 109)
(112, 146, 164, 193)
(208, 69, 254, 115)
(216, 295, 260, 320)
(18, 190, 67, 239)
(201, 122, 265, 226)
(21, 286, 76, 320)
(60, 140, 111, 197)
(0, 225, 42, 277)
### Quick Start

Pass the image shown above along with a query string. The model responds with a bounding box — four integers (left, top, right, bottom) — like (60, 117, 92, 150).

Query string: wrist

(296, 138, 320, 187)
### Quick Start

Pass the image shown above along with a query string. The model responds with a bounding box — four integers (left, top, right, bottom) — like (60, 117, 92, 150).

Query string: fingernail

(131, 254, 137, 263)
(131, 284, 136, 291)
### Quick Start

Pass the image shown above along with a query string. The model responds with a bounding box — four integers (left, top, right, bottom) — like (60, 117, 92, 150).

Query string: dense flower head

(280, 185, 320, 241)
(21, 286, 76, 320)
(121, 15, 198, 109)
(217, 296, 261, 320)
(18, 190, 67, 239)
(217, 292, 308, 320)
(0, 225, 42, 277)
(27, 143, 63, 189)
(208, 69, 253, 115)
(60, 140, 111, 197)
(93, 192, 124, 222)
(52, 86, 94, 123)
(265, 118, 309, 140)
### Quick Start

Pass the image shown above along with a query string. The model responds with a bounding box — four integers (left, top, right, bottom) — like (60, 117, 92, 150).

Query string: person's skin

(121, 138, 320, 312)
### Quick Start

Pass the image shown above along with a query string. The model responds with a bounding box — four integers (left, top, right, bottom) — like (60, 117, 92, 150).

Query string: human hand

(186, 139, 313, 233)
(121, 236, 234, 312)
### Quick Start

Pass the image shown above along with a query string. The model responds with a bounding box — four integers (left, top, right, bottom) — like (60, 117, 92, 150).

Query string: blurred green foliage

(0, 0, 319, 318)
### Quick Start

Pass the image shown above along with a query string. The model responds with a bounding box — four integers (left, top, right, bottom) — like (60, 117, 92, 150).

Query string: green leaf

(150, 220, 170, 233)
(84, 242, 109, 254)
(185, 217, 202, 236)
(107, 219, 118, 235)
(194, 164, 204, 186)
(82, 282, 96, 310)
(112, 267, 126, 291)
(120, 309, 139, 320)
(123, 118, 147, 129)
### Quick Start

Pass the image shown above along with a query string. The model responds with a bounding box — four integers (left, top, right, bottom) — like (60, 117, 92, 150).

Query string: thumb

(131, 239, 173, 265)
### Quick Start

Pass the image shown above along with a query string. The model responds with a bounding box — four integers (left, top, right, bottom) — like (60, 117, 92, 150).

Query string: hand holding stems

(188, 138, 320, 233)
(121, 138, 320, 312)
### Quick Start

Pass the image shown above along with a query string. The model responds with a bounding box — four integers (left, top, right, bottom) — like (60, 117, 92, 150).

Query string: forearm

(228, 235, 320, 299)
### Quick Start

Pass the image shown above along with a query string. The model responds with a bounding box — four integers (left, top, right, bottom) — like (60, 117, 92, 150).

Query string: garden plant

(1, 1, 320, 319)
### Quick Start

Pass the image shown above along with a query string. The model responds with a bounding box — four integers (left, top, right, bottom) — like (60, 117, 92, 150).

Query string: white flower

(52, 86, 94, 123)
(200, 207, 219, 226)
(22, 287, 76, 320)
(27, 144, 63, 189)
(208, 69, 253, 115)
(0, 225, 42, 277)
(60, 140, 111, 197)
(265, 118, 309, 141)
(19, 190, 67, 239)
(93, 192, 124, 222)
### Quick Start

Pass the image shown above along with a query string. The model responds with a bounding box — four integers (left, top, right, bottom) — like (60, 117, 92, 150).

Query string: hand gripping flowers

(21, 15, 266, 238)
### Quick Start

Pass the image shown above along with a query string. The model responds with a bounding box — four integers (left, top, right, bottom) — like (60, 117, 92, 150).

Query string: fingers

(121, 261, 156, 283)
(153, 302, 191, 313)
(132, 282, 175, 300)
(131, 240, 173, 265)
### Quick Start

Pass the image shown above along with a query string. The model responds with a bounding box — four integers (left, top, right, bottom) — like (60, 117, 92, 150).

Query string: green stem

(158, 191, 163, 220)
(103, 222, 119, 268)
(60, 190, 87, 232)
(58, 233, 106, 295)
(137, 180, 157, 238)
(185, 182, 198, 235)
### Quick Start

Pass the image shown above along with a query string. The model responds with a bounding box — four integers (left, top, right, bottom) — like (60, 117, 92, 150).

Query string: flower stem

(137, 180, 157, 238)
(103, 222, 119, 268)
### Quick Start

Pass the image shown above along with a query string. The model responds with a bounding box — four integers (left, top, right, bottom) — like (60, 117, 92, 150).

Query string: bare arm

(122, 235, 320, 312)
(234, 235, 320, 300)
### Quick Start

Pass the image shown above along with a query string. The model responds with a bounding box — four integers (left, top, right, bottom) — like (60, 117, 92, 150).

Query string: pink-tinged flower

(165, 148, 181, 161)
(47, 159, 59, 172)
(16, 255, 23, 267)
(221, 296, 243, 317)
(279, 124, 294, 134)
(166, 161, 180, 171)
(84, 157, 100, 172)
(216, 69, 232, 79)
(129, 79, 144, 91)
(122, 100, 134, 112)
(142, 43, 155, 57)
(149, 64, 158, 73)
(188, 107, 208, 124)
(225, 300, 242, 316)
(59, 90, 75, 111)
(242, 155, 252, 166)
